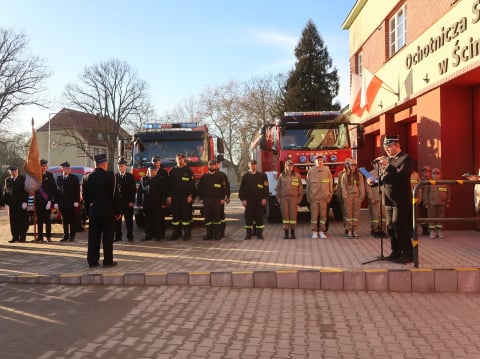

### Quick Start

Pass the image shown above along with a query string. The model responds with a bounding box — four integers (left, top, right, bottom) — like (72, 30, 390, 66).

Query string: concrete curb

(2, 267, 479, 292)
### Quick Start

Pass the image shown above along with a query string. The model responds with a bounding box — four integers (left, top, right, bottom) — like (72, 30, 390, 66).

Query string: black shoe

(103, 261, 118, 267)
(60, 237, 69, 242)
(114, 238, 122, 242)
(47, 237, 52, 242)
(89, 263, 100, 268)
(127, 239, 133, 242)
(69, 237, 75, 242)
(141, 237, 152, 241)
(391, 255, 413, 265)
(385, 252, 402, 261)
(8, 239, 18, 243)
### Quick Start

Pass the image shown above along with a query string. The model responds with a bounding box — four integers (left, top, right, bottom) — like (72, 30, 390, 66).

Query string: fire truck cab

(250, 111, 364, 223)
(119, 122, 224, 226)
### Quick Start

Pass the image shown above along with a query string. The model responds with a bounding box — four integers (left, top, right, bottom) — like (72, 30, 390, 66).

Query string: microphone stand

(362, 162, 388, 264)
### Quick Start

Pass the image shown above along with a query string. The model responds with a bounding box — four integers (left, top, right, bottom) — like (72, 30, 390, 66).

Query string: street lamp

(48, 112, 56, 164)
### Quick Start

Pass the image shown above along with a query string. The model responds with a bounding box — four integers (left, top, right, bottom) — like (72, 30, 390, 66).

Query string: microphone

(372, 157, 384, 165)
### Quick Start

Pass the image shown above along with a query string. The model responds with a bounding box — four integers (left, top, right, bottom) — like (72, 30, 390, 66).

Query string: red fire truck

(119, 122, 224, 226)
(250, 111, 364, 223)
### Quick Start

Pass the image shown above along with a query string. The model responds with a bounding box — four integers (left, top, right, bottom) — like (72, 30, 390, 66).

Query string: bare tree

(198, 76, 283, 183)
(165, 95, 201, 123)
(199, 81, 246, 182)
(63, 59, 152, 169)
(0, 28, 50, 124)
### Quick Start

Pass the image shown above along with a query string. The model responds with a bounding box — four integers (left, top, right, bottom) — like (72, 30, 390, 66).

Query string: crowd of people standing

(1, 136, 453, 268)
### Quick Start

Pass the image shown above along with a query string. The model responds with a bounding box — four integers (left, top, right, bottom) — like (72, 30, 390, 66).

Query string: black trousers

(36, 205, 51, 239)
(115, 205, 134, 240)
(87, 216, 115, 265)
(171, 195, 192, 228)
(244, 199, 264, 229)
(385, 202, 413, 256)
(9, 207, 28, 241)
(60, 203, 76, 239)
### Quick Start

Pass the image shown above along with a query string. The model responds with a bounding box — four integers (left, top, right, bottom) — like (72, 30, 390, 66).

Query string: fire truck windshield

(281, 123, 349, 150)
(133, 139, 207, 166)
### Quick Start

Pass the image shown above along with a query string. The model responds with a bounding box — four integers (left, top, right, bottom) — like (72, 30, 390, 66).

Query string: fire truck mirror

(260, 135, 267, 150)
(217, 138, 225, 154)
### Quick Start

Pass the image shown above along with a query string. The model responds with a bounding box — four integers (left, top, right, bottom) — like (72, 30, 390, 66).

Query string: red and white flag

(24, 118, 42, 192)
(360, 68, 383, 112)
(350, 68, 383, 116)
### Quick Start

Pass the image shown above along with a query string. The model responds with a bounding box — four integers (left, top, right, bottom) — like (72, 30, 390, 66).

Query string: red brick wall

(351, 0, 454, 74)
(407, 0, 452, 42)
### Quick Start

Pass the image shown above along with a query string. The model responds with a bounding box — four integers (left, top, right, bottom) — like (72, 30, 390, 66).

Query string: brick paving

(1, 199, 479, 293)
(0, 284, 479, 358)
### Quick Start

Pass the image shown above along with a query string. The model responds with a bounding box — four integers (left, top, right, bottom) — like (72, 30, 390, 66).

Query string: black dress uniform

(167, 155, 196, 241)
(35, 161, 57, 242)
(380, 136, 414, 264)
(83, 154, 120, 267)
(239, 162, 269, 239)
(137, 167, 168, 240)
(197, 162, 228, 240)
(3, 167, 29, 242)
(56, 163, 80, 241)
(114, 160, 136, 242)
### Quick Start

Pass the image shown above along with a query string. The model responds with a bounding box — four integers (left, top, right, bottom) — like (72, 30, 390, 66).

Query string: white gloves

(54, 204, 59, 209)
(22, 202, 27, 210)
(74, 202, 79, 208)
(46, 201, 51, 210)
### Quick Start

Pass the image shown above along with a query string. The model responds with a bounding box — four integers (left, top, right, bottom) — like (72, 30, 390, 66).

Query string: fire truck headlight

(300, 155, 307, 163)
(330, 154, 337, 162)
(309, 155, 316, 163)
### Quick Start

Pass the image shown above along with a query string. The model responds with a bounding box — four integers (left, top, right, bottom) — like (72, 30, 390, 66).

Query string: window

(357, 52, 363, 76)
(389, 4, 406, 57)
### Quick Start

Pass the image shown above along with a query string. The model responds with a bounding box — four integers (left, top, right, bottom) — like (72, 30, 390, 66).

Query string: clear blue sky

(0, 0, 356, 132)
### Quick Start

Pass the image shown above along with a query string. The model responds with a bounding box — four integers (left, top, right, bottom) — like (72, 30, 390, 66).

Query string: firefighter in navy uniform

(35, 159, 58, 242)
(83, 154, 120, 267)
(151, 156, 169, 238)
(215, 160, 230, 237)
(166, 153, 196, 241)
(2, 166, 29, 242)
(378, 135, 414, 264)
(197, 160, 227, 240)
(239, 159, 269, 240)
(114, 158, 136, 242)
(56, 161, 80, 241)
(137, 165, 168, 240)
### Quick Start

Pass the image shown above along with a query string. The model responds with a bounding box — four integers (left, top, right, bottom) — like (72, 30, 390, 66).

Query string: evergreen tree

(283, 20, 340, 111)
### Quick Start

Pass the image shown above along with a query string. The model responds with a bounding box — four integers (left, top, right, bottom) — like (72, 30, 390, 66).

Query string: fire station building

(343, 0, 480, 227)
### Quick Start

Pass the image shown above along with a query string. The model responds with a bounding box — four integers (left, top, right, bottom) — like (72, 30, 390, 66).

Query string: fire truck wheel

(266, 196, 282, 223)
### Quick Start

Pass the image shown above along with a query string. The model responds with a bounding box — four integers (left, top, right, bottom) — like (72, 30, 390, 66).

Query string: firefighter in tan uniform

(422, 168, 451, 239)
(306, 155, 333, 239)
(339, 158, 365, 238)
(276, 160, 303, 239)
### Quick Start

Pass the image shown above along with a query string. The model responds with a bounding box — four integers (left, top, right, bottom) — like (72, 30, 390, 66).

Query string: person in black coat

(56, 162, 80, 241)
(239, 160, 269, 240)
(197, 160, 227, 240)
(137, 164, 168, 241)
(2, 166, 29, 242)
(377, 135, 414, 264)
(35, 159, 58, 242)
(83, 154, 120, 268)
(166, 154, 196, 241)
(114, 158, 136, 242)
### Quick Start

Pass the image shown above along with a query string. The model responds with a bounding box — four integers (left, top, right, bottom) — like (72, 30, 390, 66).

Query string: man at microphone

(376, 135, 414, 264)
